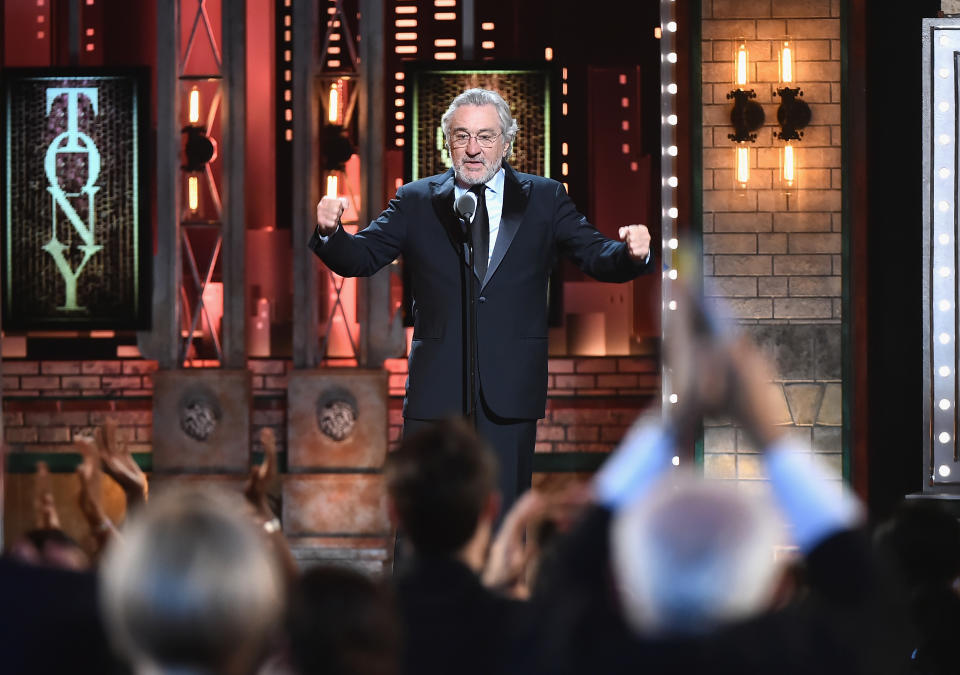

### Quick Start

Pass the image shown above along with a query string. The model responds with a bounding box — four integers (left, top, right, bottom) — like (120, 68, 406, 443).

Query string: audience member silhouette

(385, 418, 531, 675)
(875, 500, 960, 674)
(0, 460, 120, 674)
(286, 565, 400, 675)
(99, 488, 285, 675)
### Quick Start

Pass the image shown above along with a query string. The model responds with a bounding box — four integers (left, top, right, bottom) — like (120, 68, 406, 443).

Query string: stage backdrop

(2, 69, 150, 330)
(407, 67, 554, 181)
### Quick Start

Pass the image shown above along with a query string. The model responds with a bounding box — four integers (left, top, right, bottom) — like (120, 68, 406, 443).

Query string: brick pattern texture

(3, 357, 659, 459)
(701, 0, 843, 480)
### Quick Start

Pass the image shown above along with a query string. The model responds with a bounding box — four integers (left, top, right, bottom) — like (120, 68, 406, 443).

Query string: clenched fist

(618, 223, 651, 262)
(316, 196, 349, 236)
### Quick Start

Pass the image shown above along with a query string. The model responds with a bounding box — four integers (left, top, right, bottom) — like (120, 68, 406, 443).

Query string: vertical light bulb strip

(279, 1, 294, 141)
(660, 0, 678, 425)
(926, 24, 959, 483)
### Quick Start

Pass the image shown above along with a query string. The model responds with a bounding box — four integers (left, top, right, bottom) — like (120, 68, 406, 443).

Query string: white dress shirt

(454, 167, 505, 268)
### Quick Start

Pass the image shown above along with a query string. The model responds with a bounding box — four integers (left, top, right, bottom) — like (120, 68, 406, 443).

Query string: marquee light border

(922, 18, 960, 488)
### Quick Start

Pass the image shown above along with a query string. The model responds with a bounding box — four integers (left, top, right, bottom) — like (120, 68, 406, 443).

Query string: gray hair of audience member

(440, 88, 519, 152)
(611, 472, 783, 636)
(99, 487, 284, 675)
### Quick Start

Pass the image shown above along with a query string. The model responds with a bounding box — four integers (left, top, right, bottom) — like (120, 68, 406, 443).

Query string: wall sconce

(775, 40, 809, 198)
(774, 39, 811, 141)
(727, 40, 763, 190)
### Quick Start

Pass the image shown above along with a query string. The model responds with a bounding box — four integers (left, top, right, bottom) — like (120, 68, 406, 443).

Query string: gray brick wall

(701, 0, 843, 480)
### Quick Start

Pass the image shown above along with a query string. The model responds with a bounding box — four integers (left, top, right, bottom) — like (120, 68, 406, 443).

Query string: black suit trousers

(403, 393, 538, 515)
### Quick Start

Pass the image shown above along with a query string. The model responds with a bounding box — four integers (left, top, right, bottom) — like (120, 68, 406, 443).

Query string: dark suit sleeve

(551, 181, 653, 282)
(307, 188, 409, 278)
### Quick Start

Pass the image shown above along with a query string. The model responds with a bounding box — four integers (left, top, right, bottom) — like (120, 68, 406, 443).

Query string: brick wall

(3, 356, 659, 460)
(701, 0, 843, 480)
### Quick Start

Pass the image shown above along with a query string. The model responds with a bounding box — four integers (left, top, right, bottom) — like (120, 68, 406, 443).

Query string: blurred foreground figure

(286, 565, 400, 675)
(385, 418, 530, 675)
(99, 488, 285, 675)
(612, 470, 784, 635)
(529, 295, 910, 675)
(874, 500, 960, 675)
(0, 458, 118, 673)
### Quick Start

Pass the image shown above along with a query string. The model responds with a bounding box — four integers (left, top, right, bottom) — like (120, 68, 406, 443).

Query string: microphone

(455, 190, 477, 223)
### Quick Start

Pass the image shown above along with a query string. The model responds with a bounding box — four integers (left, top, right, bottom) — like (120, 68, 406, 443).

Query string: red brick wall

(3, 356, 659, 457)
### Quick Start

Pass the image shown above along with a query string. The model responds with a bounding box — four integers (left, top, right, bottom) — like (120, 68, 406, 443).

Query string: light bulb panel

(923, 20, 960, 488)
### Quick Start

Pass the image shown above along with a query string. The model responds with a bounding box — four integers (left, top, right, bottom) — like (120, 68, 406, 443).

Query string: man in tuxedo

(311, 88, 652, 507)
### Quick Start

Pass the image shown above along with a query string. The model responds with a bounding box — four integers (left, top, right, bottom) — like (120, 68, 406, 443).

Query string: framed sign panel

(2, 68, 150, 330)
(406, 66, 555, 182)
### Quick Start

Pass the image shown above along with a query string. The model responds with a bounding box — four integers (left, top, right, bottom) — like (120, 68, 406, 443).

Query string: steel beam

(221, 0, 247, 368)
(292, 0, 320, 369)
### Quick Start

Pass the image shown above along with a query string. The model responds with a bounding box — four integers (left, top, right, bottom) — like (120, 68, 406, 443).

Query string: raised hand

(482, 486, 590, 598)
(34, 461, 61, 530)
(75, 419, 148, 512)
(75, 440, 117, 550)
(98, 419, 148, 508)
(482, 490, 546, 596)
(618, 223, 651, 262)
(244, 427, 278, 520)
(316, 196, 349, 235)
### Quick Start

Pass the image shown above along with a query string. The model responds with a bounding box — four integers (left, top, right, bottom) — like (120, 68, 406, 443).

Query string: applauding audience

(1, 302, 952, 675)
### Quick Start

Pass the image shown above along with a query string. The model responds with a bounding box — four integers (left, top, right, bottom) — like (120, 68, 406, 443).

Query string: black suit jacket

(309, 164, 652, 420)
(0, 558, 125, 674)
(392, 555, 532, 675)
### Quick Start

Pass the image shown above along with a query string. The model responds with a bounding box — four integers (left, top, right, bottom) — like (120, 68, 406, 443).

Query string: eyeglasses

(449, 131, 502, 148)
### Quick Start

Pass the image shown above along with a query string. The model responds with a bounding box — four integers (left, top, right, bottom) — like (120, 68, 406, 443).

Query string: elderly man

(311, 88, 652, 507)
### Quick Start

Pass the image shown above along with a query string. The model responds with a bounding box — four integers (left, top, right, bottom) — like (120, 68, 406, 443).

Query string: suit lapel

(430, 169, 469, 260)
(483, 164, 530, 288)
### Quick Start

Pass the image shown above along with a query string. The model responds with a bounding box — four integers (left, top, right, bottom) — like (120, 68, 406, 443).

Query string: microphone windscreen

(455, 190, 477, 221)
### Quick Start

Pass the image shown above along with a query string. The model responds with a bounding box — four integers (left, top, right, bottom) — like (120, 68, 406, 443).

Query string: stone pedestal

(283, 369, 391, 573)
(282, 474, 389, 535)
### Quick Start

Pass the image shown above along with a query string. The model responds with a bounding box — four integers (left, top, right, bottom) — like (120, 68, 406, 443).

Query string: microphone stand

(457, 211, 479, 429)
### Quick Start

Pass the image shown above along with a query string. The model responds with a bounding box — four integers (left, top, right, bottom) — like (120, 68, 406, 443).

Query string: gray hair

(99, 488, 284, 674)
(441, 88, 518, 152)
(611, 472, 783, 636)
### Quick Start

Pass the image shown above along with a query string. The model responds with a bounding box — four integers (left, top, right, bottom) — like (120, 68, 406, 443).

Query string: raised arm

(552, 182, 652, 282)
(309, 190, 409, 278)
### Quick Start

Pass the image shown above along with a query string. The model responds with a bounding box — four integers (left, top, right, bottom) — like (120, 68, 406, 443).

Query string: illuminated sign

(2, 69, 150, 329)
(407, 67, 554, 181)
